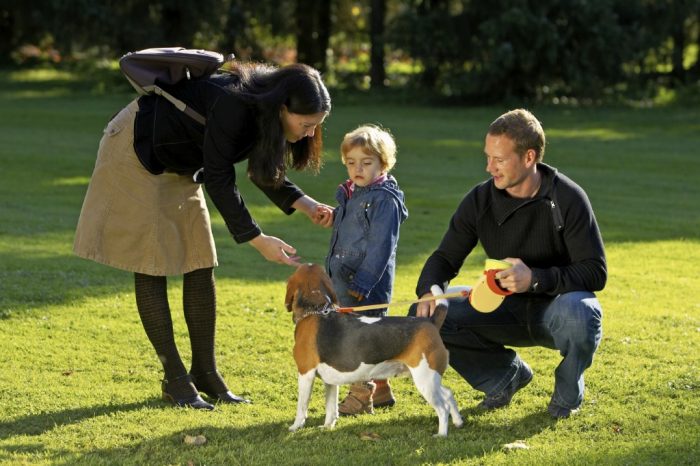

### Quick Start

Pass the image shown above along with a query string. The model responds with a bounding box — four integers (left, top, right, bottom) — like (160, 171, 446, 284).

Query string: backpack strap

(152, 85, 206, 125)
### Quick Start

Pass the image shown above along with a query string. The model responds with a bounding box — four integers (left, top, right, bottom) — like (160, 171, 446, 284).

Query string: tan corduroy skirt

(73, 99, 217, 276)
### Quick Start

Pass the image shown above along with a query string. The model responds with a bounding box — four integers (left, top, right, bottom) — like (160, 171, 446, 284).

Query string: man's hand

(415, 292, 436, 317)
(494, 258, 533, 293)
(249, 233, 301, 266)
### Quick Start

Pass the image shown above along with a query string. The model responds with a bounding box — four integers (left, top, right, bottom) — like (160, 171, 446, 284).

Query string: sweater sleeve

(202, 95, 261, 243)
(251, 176, 306, 215)
(416, 189, 480, 297)
(531, 178, 607, 295)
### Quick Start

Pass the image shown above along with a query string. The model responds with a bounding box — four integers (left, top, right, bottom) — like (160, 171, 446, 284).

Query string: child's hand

(313, 204, 334, 228)
(348, 289, 365, 302)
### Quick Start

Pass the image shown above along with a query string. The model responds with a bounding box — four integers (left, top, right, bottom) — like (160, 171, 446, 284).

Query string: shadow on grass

(0, 401, 556, 465)
(1, 387, 698, 465)
(0, 400, 154, 440)
(7, 402, 697, 465)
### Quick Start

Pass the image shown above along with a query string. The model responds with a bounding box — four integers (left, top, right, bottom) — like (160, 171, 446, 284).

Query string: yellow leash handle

(336, 289, 469, 313)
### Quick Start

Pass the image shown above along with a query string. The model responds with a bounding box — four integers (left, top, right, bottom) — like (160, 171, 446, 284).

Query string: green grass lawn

(0, 69, 699, 465)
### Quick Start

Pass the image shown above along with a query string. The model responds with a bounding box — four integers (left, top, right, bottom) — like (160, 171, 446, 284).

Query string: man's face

(484, 133, 532, 194)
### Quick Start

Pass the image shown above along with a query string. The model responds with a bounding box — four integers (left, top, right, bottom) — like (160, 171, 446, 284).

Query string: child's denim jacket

(326, 175, 408, 314)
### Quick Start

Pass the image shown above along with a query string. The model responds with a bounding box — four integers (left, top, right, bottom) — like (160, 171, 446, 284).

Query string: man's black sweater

(416, 163, 606, 297)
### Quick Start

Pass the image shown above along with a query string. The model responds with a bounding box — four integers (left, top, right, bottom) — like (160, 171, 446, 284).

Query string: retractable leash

(335, 268, 512, 314)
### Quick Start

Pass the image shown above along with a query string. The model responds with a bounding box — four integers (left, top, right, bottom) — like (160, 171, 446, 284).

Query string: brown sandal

(338, 382, 376, 416)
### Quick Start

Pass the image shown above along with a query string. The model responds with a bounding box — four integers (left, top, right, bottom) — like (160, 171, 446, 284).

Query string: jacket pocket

(355, 205, 371, 231)
(329, 251, 363, 282)
(338, 263, 357, 283)
(104, 118, 126, 137)
(103, 106, 134, 136)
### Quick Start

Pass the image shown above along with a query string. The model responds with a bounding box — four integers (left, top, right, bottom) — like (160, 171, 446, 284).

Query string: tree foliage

(388, 0, 700, 101)
(1, 0, 698, 102)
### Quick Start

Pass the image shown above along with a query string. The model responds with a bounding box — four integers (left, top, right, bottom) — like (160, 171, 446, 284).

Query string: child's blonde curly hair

(340, 124, 397, 172)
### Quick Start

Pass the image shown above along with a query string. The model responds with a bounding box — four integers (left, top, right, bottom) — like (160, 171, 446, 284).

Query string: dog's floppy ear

(320, 270, 339, 305)
(285, 276, 299, 312)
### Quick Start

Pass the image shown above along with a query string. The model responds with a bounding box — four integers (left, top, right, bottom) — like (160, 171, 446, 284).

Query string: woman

(74, 62, 333, 410)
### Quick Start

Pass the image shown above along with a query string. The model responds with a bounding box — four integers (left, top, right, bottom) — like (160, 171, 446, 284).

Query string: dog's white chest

(316, 361, 408, 384)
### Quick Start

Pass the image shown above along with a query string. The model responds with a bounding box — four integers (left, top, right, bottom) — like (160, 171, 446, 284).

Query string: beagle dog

(285, 263, 463, 437)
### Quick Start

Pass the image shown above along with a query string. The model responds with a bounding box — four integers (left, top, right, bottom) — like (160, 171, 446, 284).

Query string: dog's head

(285, 263, 339, 324)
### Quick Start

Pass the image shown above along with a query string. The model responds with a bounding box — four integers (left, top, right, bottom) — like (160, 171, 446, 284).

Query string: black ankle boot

(162, 374, 215, 410)
(191, 371, 250, 404)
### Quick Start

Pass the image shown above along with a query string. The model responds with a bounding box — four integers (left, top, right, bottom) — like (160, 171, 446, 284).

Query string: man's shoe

(338, 382, 376, 416)
(548, 399, 579, 419)
(372, 380, 396, 408)
(478, 361, 533, 410)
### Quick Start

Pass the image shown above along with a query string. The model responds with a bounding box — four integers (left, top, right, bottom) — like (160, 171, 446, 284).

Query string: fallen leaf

(503, 440, 529, 451)
(359, 431, 381, 441)
(183, 434, 207, 446)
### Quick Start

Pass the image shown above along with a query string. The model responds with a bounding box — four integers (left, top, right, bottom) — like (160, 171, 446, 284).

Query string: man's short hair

(488, 109, 546, 161)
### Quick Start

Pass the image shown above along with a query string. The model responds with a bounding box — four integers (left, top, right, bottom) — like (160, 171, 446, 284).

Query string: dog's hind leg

(441, 386, 463, 428)
(289, 370, 316, 432)
(323, 383, 339, 429)
(409, 361, 450, 437)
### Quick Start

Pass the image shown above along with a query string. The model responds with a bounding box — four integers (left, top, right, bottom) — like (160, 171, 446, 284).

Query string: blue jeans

(409, 291, 603, 409)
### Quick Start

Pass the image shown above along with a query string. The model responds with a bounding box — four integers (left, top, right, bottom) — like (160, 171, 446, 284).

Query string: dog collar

(298, 299, 338, 322)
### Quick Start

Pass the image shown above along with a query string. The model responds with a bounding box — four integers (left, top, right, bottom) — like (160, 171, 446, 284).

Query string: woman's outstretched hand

(249, 233, 301, 266)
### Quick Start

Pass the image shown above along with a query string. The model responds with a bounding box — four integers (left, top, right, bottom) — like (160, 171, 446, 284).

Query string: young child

(325, 124, 409, 416)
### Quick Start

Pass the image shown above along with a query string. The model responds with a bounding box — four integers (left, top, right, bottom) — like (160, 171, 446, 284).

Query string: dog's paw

(453, 417, 464, 428)
(289, 422, 305, 433)
(322, 421, 337, 430)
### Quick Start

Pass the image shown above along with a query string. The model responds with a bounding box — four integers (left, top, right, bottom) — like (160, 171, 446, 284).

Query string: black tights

(134, 268, 228, 396)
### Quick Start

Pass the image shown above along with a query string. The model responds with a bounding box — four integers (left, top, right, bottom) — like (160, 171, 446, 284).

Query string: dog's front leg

(322, 383, 339, 429)
(289, 370, 316, 432)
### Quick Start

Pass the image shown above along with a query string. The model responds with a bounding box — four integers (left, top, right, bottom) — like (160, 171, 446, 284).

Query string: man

(412, 109, 605, 418)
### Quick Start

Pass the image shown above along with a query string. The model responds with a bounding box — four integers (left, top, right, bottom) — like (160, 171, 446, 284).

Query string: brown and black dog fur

(285, 263, 463, 436)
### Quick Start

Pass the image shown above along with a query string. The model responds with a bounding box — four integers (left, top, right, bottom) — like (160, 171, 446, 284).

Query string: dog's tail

(429, 284, 449, 330)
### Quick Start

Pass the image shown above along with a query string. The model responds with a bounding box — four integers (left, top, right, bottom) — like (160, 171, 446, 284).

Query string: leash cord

(336, 290, 469, 313)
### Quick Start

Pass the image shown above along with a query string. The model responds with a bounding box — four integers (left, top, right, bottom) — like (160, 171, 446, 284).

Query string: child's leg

(338, 381, 376, 416)
(372, 379, 396, 408)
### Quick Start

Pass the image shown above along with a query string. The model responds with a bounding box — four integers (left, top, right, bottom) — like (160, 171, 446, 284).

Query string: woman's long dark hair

(229, 62, 331, 187)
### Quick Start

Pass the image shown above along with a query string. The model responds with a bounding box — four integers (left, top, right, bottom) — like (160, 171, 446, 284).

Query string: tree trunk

(296, 0, 331, 72)
(670, 15, 686, 84)
(370, 0, 387, 89)
(689, 8, 700, 80)
(416, 0, 448, 89)
(0, 7, 14, 64)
